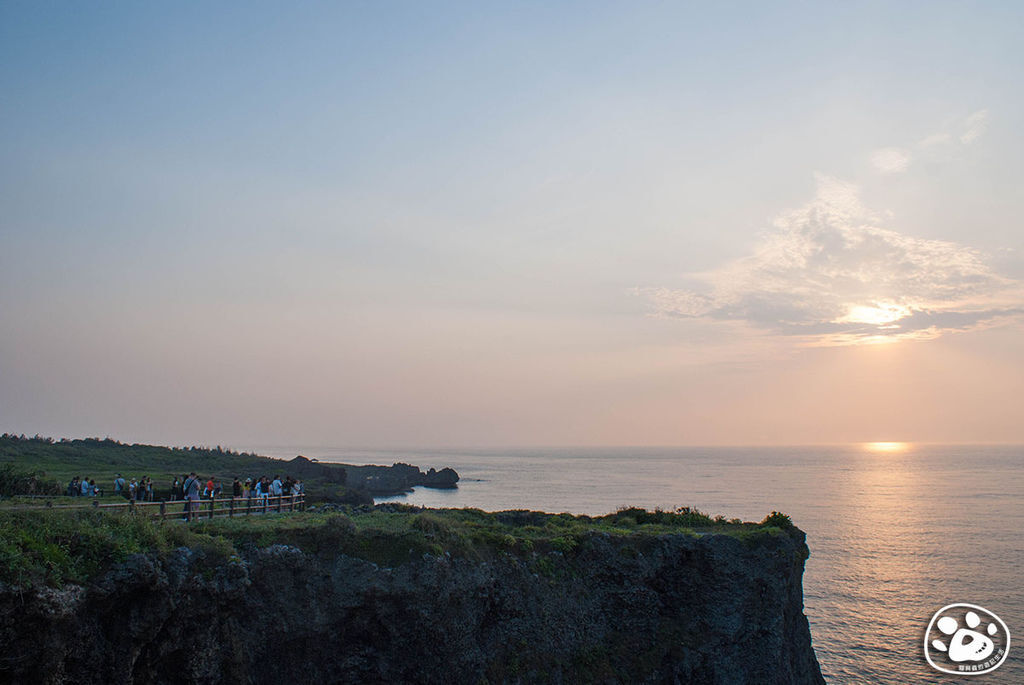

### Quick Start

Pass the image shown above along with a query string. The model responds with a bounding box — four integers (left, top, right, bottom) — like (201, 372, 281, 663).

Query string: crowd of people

(66, 476, 100, 497)
(173, 473, 306, 520)
(64, 473, 305, 505)
(168, 474, 305, 501)
(118, 474, 154, 501)
(67, 474, 159, 500)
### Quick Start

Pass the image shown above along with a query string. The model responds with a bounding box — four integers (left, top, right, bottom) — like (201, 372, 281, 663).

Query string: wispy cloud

(917, 108, 990, 148)
(639, 175, 1024, 346)
(869, 109, 991, 175)
(870, 147, 912, 173)
(919, 132, 952, 147)
(960, 109, 989, 144)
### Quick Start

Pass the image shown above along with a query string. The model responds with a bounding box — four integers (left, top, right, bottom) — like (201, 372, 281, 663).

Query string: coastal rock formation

(286, 455, 349, 484)
(0, 526, 822, 684)
(284, 457, 459, 499)
(342, 462, 460, 494)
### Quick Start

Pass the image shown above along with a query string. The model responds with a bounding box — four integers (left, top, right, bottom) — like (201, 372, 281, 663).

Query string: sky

(2, 2, 1024, 448)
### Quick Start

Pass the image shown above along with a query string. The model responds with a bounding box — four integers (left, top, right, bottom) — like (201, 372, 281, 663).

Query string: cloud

(960, 109, 989, 144)
(873, 110, 992, 167)
(639, 175, 1024, 346)
(870, 147, 912, 173)
(919, 132, 952, 147)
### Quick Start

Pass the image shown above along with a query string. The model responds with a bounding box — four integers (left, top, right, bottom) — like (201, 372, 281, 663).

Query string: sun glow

(864, 441, 911, 453)
(835, 303, 913, 327)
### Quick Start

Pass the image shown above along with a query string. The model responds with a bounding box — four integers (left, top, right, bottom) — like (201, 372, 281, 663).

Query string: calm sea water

(252, 444, 1023, 683)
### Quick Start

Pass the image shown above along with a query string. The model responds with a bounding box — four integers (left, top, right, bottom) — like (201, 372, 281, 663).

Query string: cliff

(0, 514, 822, 684)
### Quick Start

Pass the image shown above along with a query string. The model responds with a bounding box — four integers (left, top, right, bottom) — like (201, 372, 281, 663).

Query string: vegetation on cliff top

(0, 504, 797, 589)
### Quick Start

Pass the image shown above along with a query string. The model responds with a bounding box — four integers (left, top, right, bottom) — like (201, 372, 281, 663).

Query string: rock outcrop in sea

(340, 461, 460, 494)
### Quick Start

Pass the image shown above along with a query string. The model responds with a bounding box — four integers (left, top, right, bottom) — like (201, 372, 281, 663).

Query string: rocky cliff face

(0, 529, 823, 684)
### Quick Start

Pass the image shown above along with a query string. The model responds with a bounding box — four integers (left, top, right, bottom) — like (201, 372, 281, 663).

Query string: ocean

(253, 444, 1023, 683)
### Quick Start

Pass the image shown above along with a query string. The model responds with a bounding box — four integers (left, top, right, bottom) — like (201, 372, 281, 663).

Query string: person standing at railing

(183, 472, 201, 521)
(255, 477, 269, 505)
(271, 475, 282, 498)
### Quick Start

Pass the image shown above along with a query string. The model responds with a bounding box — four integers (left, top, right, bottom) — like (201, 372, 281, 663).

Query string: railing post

(276, 495, 282, 513)
(159, 501, 166, 522)
(229, 498, 234, 518)
(129, 499, 135, 514)
(209, 497, 215, 520)
(92, 500, 99, 509)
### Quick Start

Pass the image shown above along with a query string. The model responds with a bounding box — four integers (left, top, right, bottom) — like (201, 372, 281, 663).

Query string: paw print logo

(925, 604, 1010, 675)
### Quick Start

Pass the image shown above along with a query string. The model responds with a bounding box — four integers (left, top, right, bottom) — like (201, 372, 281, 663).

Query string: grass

(0, 504, 799, 589)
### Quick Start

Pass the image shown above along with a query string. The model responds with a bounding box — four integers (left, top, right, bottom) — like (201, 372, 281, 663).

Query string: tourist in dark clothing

(232, 478, 241, 498)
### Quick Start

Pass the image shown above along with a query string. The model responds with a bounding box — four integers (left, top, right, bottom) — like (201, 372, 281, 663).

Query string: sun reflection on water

(864, 441, 911, 453)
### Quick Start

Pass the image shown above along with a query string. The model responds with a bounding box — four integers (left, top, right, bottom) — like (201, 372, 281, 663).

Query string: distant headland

(0, 433, 459, 503)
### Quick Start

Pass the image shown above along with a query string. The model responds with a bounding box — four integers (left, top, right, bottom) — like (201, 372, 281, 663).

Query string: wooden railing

(6, 494, 306, 521)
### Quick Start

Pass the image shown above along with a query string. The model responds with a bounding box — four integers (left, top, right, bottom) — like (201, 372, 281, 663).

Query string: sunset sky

(2, 2, 1023, 447)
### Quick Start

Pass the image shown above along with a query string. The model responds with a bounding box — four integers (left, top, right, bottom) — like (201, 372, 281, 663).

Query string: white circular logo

(924, 603, 1010, 675)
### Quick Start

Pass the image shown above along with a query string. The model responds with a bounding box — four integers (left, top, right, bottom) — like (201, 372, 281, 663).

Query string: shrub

(0, 464, 62, 496)
(411, 512, 457, 541)
(549, 535, 578, 554)
(759, 511, 793, 529)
